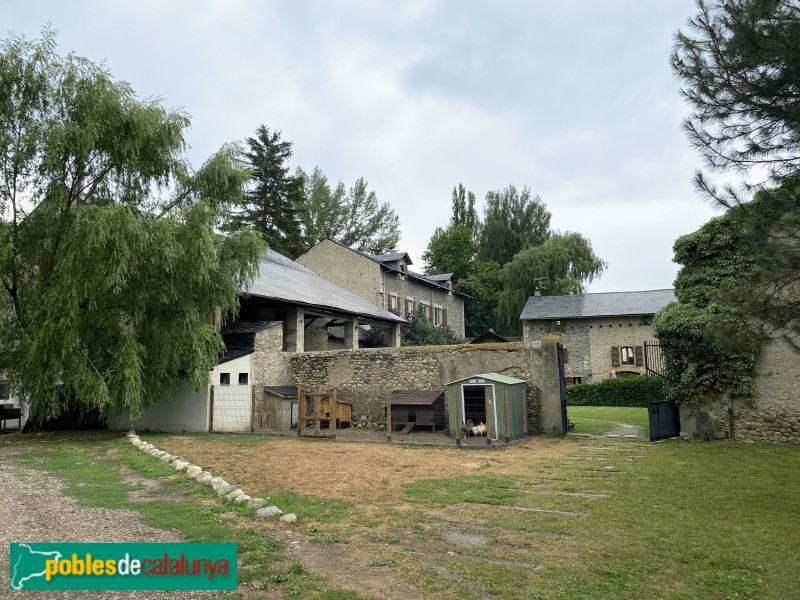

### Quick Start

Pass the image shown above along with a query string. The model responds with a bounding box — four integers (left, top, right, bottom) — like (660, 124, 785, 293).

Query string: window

(434, 306, 443, 326)
(419, 303, 430, 320)
(0, 381, 9, 400)
(220, 373, 230, 386)
(405, 298, 414, 318)
(565, 376, 582, 386)
(544, 319, 567, 333)
(388, 294, 398, 312)
(620, 346, 635, 365)
(238, 373, 249, 385)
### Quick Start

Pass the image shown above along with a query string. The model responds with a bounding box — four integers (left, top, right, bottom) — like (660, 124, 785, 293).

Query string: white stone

(226, 489, 245, 500)
(256, 506, 283, 518)
(279, 513, 297, 524)
(173, 460, 189, 471)
(234, 495, 252, 504)
(248, 498, 267, 509)
(160, 454, 173, 463)
(186, 466, 202, 478)
(199, 475, 213, 484)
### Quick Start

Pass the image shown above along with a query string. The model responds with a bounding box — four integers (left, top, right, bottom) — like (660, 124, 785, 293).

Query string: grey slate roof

(423, 273, 454, 283)
(520, 289, 676, 321)
(245, 249, 406, 324)
(371, 251, 412, 264)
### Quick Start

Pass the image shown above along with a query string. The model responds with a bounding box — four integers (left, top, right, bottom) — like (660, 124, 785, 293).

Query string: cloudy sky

(3, 0, 720, 293)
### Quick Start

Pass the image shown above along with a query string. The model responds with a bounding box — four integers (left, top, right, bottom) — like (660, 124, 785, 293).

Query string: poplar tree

(0, 29, 263, 424)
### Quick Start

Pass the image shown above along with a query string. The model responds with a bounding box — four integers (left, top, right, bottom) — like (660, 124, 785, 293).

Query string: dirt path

(0, 447, 214, 599)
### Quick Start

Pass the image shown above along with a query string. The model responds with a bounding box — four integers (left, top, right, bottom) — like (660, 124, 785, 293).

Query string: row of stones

(125, 431, 297, 521)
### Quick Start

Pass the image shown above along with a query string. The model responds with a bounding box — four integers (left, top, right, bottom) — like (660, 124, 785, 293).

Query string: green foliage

(298, 166, 400, 255)
(422, 224, 477, 280)
(401, 312, 460, 346)
(0, 29, 264, 422)
(672, 0, 800, 195)
(653, 212, 764, 404)
(457, 260, 502, 338)
(424, 183, 605, 337)
(450, 183, 479, 236)
(225, 125, 305, 257)
(478, 185, 551, 266)
(673, 0, 800, 350)
(496, 232, 606, 335)
(566, 377, 656, 408)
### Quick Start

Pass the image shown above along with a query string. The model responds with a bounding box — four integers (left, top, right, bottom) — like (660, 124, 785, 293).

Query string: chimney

(534, 289, 541, 297)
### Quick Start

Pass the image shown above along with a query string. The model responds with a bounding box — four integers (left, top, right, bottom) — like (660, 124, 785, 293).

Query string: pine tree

(229, 125, 305, 257)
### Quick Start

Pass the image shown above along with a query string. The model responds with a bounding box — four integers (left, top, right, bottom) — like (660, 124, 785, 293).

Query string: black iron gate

(557, 342, 568, 436)
(643, 341, 680, 441)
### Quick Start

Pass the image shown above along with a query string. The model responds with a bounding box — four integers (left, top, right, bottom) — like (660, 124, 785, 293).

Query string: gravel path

(0, 447, 216, 599)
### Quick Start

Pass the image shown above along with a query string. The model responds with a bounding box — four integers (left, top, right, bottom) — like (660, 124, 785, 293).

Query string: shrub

(566, 376, 662, 407)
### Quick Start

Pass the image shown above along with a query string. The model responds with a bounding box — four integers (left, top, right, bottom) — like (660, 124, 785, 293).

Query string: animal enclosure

(446, 373, 528, 442)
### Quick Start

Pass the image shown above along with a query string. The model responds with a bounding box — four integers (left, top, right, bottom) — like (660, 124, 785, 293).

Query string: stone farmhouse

(521, 289, 676, 384)
(296, 238, 468, 339)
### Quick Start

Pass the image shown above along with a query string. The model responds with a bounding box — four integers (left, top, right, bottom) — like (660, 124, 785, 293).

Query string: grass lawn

(568, 406, 650, 437)
(3, 431, 799, 599)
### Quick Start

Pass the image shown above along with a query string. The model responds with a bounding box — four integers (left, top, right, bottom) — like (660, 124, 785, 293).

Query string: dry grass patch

(150, 434, 570, 506)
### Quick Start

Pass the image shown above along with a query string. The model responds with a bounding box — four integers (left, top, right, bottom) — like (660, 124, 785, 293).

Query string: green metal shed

(445, 373, 528, 442)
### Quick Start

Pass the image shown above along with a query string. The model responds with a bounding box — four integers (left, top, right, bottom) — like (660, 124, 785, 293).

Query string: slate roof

(423, 273, 454, 283)
(390, 390, 445, 405)
(264, 385, 298, 398)
(520, 289, 676, 321)
(371, 251, 412, 264)
(245, 250, 406, 323)
(446, 373, 527, 386)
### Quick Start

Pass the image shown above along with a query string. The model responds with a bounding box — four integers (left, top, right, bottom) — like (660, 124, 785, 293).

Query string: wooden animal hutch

(389, 390, 446, 434)
(263, 386, 299, 430)
(298, 387, 352, 437)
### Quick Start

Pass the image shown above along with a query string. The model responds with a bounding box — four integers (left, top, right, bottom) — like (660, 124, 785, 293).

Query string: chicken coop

(445, 373, 528, 442)
(389, 390, 446, 434)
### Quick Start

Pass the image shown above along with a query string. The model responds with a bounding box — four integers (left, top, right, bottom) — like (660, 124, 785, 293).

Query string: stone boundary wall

(290, 341, 543, 431)
(680, 337, 800, 443)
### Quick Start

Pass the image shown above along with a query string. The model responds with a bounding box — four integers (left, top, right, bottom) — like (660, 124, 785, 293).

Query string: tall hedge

(566, 376, 661, 407)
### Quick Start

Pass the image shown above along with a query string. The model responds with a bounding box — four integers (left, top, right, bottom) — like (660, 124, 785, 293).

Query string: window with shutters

(545, 319, 566, 333)
(434, 306, 443, 326)
(388, 294, 398, 312)
(405, 298, 415, 318)
(620, 346, 635, 365)
(419, 303, 430, 320)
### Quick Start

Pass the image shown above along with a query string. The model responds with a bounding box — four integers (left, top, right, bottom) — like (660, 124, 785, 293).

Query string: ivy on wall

(653, 211, 764, 407)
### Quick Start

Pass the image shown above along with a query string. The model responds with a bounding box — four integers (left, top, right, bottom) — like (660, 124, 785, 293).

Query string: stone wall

(289, 341, 543, 430)
(680, 337, 800, 443)
(252, 323, 292, 387)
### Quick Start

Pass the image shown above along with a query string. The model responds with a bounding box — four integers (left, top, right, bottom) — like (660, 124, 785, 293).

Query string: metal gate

(557, 342, 568, 436)
(643, 341, 680, 441)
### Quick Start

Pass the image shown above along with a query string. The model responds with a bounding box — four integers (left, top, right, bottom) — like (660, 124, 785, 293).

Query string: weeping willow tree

(496, 233, 606, 335)
(0, 29, 264, 425)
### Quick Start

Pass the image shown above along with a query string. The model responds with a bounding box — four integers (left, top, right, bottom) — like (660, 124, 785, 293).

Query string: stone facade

(251, 323, 291, 388)
(679, 337, 800, 443)
(289, 342, 543, 431)
(296, 239, 466, 338)
(524, 316, 656, 382)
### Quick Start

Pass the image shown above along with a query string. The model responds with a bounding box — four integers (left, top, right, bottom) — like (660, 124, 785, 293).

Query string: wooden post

(314, 395, 321, 437)
(250, 385, 256, 433)
(331, 388, 338, 437)
(208, 384, 215, 432)
(298, 386, 305, 437)
(503, 386, 509, 443)
(484, 386, 492, 445)
(386, 389, 392, 442)
(454, 386, 462, 447)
